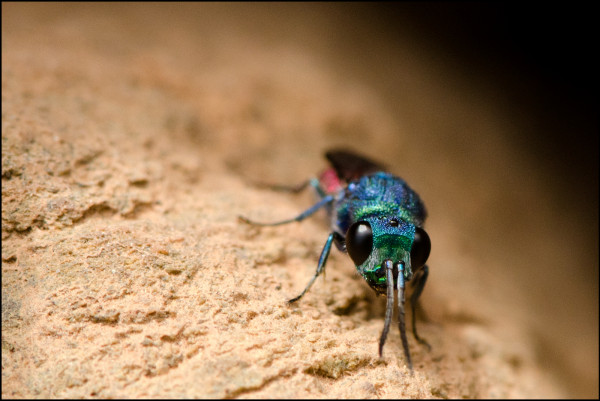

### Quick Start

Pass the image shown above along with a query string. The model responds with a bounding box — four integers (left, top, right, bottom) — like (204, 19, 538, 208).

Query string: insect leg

(410, 264, 431, 350)
(287, 231, 341, 304)
(252, 179, 309, 193)
(239, 195, 334, 226)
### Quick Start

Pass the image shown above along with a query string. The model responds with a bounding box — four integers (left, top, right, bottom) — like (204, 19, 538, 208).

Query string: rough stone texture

(2, 3, 597, 399)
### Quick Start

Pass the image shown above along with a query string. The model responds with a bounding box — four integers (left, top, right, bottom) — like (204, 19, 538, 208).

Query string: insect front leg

(238, 195, 334, 227)
(410, 264, 431, 350)
(288, 231, 344, 303)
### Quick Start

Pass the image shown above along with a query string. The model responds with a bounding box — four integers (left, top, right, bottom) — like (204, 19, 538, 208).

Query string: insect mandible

(239, 148, 431, 371)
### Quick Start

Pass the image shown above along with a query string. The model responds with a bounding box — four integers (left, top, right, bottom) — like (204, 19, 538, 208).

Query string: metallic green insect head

(346, 215, 417, 294)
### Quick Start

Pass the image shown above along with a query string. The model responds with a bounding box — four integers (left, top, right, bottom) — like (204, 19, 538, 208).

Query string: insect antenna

(379, 260, 395, 357)
(378, 260, 414, 373)
(396, 261, 413, 372)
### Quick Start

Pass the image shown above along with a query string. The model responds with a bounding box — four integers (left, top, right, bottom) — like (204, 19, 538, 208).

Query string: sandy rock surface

(2, 3, 597, 398)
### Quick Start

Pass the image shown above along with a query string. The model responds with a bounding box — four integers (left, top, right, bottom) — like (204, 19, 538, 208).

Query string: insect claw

(238, 215, 252, 224)
(415, 333, 432, 351)
(287, 295, 302, 304)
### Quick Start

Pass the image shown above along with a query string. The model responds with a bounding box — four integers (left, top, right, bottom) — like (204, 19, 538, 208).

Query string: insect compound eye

(346, 221, 373, 266)
(410, 227, 431, 269)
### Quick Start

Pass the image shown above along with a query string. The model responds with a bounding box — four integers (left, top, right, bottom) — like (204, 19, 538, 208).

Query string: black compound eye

(346, 221, 373, 266)
(410, 227, 431, 268)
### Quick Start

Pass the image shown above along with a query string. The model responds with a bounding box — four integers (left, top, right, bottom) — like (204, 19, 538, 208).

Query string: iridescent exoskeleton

(240, 149, 431, 371)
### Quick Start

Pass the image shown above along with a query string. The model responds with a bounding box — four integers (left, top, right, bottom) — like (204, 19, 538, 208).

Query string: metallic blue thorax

(331, 172, 426, 235)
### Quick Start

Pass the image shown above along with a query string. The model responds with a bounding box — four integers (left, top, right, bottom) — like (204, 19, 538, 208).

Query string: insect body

(240, 149, 431, 371)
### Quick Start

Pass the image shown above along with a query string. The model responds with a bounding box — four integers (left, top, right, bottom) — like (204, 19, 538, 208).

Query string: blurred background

(3, 2, 597, 397)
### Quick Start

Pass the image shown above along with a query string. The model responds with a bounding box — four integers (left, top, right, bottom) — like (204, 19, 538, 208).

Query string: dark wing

(325, 148, 386, 182)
